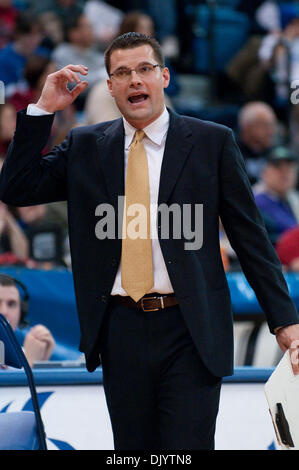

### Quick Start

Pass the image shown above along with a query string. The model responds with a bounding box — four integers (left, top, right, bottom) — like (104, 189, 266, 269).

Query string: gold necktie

(121, 129, 154, 301)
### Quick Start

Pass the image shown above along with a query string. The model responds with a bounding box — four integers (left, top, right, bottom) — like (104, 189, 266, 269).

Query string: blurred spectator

(13, 205, 48, 231)
(0, 200, 29, 261)
(276, 226, 299, 271)
(50, 103, 80, 148)
(30, 0, 84, 27)
(226, 1, 283, 102)
(255, 0, 281, 33)
(139, 0, 178, 60)
(237, 101, 278, 185)
(258, 3, 299, 109)
(51, 12, 106, 106)
(289, 104, 299, 164)
(45, 201, 68, 232)
(0, 156, 31, 265)
(0, 274, 55, 367)
(226, 36, 274, 103)
(84, 0, 124, 49)
(0, 118, 71, 268)
(110, 0, 178, 51)
(84, 79, 120, 124)
(36, 11, 64, 51)
(0, 11, 43, 97)
(119, 9, 154, 37)
(11, 203, 67, 268)
(9, 55, 56, 111)
(0, 102, 16, 157)
(107, 0, 179, 58)
(0, 0, 18, 49)
(253, 146, 299, 245)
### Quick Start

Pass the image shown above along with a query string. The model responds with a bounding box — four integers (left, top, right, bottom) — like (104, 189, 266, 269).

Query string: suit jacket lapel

(158, 109, 193, 205)
(96, 117, 125, 209)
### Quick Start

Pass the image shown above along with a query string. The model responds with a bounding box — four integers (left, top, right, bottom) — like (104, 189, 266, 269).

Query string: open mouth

(128, 94, 148, 104)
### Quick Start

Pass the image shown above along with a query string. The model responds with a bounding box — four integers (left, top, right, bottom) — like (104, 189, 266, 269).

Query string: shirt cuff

(27, 104, 54, 116)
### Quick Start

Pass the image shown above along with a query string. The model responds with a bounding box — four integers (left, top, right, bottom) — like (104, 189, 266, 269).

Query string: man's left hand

(275, 324, 299, 375)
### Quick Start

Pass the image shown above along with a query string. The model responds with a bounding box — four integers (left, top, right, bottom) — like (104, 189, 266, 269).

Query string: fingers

(63, 69, 79, 85)
(62, 64, 88, 84)
(289, 340, 299, 375)
(70, 81, 88, 99)
(52, 64, 88, 86)
(24, 336, 52, 365)
(29, 324, 52, 340)
(27, 325, 55, 361)
(65, 64, 89, 75)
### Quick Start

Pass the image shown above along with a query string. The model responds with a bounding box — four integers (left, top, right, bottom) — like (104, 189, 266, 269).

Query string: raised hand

(36, 64, 89, 113)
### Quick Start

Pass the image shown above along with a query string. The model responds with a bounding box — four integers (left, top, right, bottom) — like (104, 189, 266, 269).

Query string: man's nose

(129, 70, 142, 86)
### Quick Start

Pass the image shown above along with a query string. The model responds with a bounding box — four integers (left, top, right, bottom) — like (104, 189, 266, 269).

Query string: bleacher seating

(189, 3, 250, 73)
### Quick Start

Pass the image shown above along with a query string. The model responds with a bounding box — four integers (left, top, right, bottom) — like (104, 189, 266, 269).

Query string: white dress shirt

(27, 104, 174, 296)
(112, 107, 173, 295)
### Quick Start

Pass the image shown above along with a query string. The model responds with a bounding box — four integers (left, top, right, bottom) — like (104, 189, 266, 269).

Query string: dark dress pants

(99, 299, 222, 450)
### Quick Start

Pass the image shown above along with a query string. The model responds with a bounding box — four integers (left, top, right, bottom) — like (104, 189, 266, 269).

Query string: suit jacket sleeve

(0, 110, 70, 206)
(219, 128, 299, 333)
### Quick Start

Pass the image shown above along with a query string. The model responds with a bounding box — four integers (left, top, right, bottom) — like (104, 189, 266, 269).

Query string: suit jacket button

(111, 259, 118, 267)
(101, 295, 108, 303)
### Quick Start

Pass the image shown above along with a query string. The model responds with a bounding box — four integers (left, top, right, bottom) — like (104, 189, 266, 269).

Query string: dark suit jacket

(0, 108, 298, 377)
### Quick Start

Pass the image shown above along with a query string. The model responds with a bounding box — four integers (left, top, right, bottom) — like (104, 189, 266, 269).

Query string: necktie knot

(133, 129, 145, 145)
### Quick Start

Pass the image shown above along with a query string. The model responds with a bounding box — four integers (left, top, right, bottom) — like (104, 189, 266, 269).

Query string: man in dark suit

(0, 32, 299, 450)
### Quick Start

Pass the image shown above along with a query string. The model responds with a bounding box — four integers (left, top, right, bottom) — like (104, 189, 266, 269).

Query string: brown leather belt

(111, 293, 178, 312)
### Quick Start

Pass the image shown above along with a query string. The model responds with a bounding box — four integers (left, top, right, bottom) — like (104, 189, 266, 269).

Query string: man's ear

(162, 67, 170, 90)
(107, 78, 114, 97)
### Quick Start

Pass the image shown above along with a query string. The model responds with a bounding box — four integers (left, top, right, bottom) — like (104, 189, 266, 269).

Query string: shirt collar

(123, 107, 169, 149)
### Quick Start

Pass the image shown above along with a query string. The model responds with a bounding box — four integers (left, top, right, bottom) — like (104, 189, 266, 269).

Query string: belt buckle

(141, 296, 164, 312)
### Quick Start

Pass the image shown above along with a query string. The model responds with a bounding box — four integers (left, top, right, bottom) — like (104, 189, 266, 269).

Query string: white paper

(265, 351, 299, 449)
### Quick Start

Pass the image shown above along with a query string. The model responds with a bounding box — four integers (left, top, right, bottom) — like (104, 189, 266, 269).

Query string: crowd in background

(0, 0, 299, 275)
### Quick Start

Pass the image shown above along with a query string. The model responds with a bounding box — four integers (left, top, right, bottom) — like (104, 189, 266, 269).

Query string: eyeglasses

(109, 63, 163, 81)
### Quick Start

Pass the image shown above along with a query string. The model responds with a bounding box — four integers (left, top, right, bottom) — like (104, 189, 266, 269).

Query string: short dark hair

(118, 11, 154, 36)
(24, 56, 51, 89)
(0, 274, 18, 290)
(63, 12, 84, 42)
(104, 32, 164, 75)
(14, 11, 41, 36)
